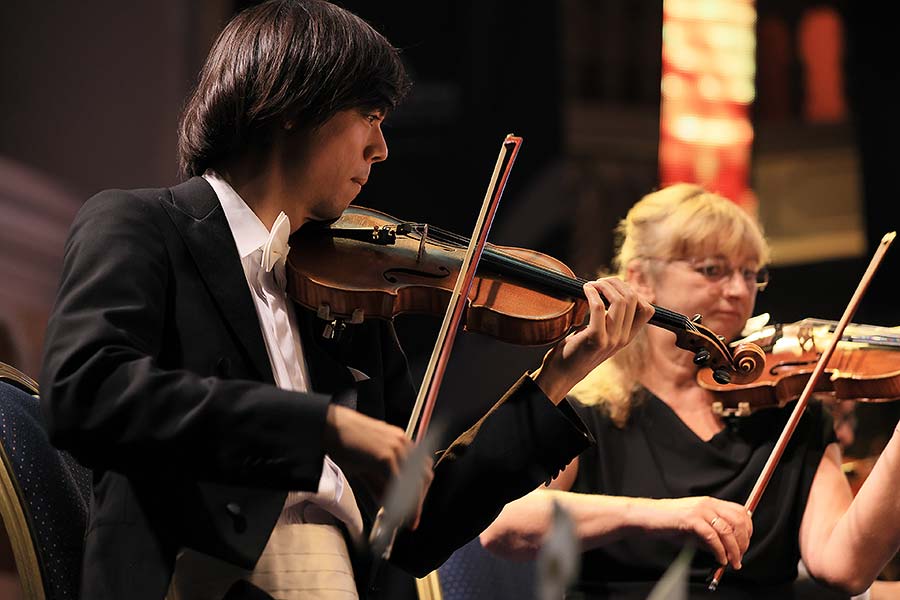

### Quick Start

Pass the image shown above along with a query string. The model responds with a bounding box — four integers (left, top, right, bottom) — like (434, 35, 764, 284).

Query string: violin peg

(712, 369, 732, 385)
(693, 349, 711, 366)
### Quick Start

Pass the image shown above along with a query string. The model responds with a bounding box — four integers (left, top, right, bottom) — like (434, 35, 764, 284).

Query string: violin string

(791, 319, 900, 348)
(397, 223, 732, 367)
(423, 225, 693, 331)
(416, 225, 694, 332)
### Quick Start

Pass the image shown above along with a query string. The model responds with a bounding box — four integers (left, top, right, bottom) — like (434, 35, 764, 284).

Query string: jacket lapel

(162, 177, 274, 384)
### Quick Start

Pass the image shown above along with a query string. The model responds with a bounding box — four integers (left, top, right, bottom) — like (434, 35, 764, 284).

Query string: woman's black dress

(568, 389, 836, 599)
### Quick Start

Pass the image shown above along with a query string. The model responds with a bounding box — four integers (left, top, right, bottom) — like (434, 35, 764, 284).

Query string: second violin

(698, 317, 900, 417)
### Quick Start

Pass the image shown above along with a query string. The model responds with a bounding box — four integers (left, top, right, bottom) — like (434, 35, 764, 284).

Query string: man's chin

(309, 202, 352, 223)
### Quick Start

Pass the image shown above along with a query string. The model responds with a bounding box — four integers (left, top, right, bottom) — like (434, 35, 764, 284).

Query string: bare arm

(800, 425, 900, 594)
(481, 455, 752, 569)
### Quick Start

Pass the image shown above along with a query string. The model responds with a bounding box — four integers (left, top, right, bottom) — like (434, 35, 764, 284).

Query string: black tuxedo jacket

(40, 177, 591, 599)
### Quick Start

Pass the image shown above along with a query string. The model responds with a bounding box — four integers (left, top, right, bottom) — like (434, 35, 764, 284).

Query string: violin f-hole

(770, 357, 819, 376)
(383, 265, 451, 284)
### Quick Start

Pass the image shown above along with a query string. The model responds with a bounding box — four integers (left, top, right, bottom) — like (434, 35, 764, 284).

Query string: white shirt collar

(203, 170, 269, 260)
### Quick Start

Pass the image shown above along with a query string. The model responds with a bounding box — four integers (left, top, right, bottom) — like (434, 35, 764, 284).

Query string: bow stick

(708, 231, 896, 590)
(369, 134, 523, 559)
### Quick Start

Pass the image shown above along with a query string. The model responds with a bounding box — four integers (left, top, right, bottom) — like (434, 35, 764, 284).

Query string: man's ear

(625, 261, 656, 303)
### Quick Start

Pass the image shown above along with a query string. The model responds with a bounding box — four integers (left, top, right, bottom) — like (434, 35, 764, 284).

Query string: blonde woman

(481, 184, 900, 599)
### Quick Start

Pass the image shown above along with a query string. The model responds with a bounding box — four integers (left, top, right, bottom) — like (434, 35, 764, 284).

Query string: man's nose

(367, 125, 388, 163)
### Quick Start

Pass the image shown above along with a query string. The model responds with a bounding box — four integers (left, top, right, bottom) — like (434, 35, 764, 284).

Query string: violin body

(287, 206, 587, 345)
(698, 318, 900, 416)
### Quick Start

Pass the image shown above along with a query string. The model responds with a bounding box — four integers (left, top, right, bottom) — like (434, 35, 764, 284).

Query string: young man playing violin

(39, 2, 652, 599)
(481, 184, 900, 599)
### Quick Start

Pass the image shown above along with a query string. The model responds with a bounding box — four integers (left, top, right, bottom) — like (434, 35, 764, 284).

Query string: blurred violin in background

(698, 317, 900, 417)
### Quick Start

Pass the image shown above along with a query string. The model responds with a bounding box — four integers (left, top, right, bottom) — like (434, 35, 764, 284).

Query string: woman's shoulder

(568, 388, 649, 434)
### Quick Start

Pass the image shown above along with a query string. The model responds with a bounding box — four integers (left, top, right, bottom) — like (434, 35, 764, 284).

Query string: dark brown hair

(177, 0, 411, 177)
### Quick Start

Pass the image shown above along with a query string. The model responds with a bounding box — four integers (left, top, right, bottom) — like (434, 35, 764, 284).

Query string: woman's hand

(634, 496, 753, 570)
(532, 277, 653, 402)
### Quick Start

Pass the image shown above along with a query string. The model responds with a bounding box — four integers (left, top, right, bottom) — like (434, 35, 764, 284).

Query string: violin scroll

(668, 320, 765, 386)
(731, 342, 767, 384)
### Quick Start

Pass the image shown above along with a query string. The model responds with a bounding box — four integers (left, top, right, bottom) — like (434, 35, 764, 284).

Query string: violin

(698, 318, 900, 417)
(286, 206, 765, 384)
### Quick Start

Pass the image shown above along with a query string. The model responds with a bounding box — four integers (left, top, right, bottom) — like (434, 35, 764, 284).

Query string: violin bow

(708, 231, 896, 590)
(369, 134, 523, 559)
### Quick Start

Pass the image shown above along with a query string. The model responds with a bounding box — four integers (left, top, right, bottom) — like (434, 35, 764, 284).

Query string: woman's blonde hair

(569, 183, 770, 425)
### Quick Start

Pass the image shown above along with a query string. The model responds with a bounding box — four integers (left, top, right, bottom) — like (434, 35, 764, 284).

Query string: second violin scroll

(286, 206, 766, 386)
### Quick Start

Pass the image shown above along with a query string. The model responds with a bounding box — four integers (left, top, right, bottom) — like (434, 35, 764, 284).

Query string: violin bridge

(416, 223, 428, 263)
(395, 221, 430, 263)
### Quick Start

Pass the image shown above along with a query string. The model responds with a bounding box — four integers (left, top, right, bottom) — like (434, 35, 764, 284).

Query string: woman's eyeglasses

(659, 257, 769, 291)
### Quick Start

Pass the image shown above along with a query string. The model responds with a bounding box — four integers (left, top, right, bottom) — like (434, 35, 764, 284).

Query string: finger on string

(582, 282, 608, 337)
(595, 279, 627, 343)
(605, 278, 638, 341)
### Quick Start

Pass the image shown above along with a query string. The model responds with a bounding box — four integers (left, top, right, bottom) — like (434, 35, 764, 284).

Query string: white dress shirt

(203, 171, 363, 537)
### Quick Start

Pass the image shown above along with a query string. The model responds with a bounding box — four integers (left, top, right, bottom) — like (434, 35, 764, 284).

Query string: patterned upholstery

(436, 537, 536, 600)
(0, 379, 91, 600)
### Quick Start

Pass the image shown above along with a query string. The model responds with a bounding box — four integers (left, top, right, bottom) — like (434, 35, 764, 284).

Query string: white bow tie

(260, 211, 291, 273)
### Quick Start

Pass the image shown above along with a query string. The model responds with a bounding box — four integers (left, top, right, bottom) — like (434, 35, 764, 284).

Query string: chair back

(0, 368, 91, 600)
(432, 536, 536, 600)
